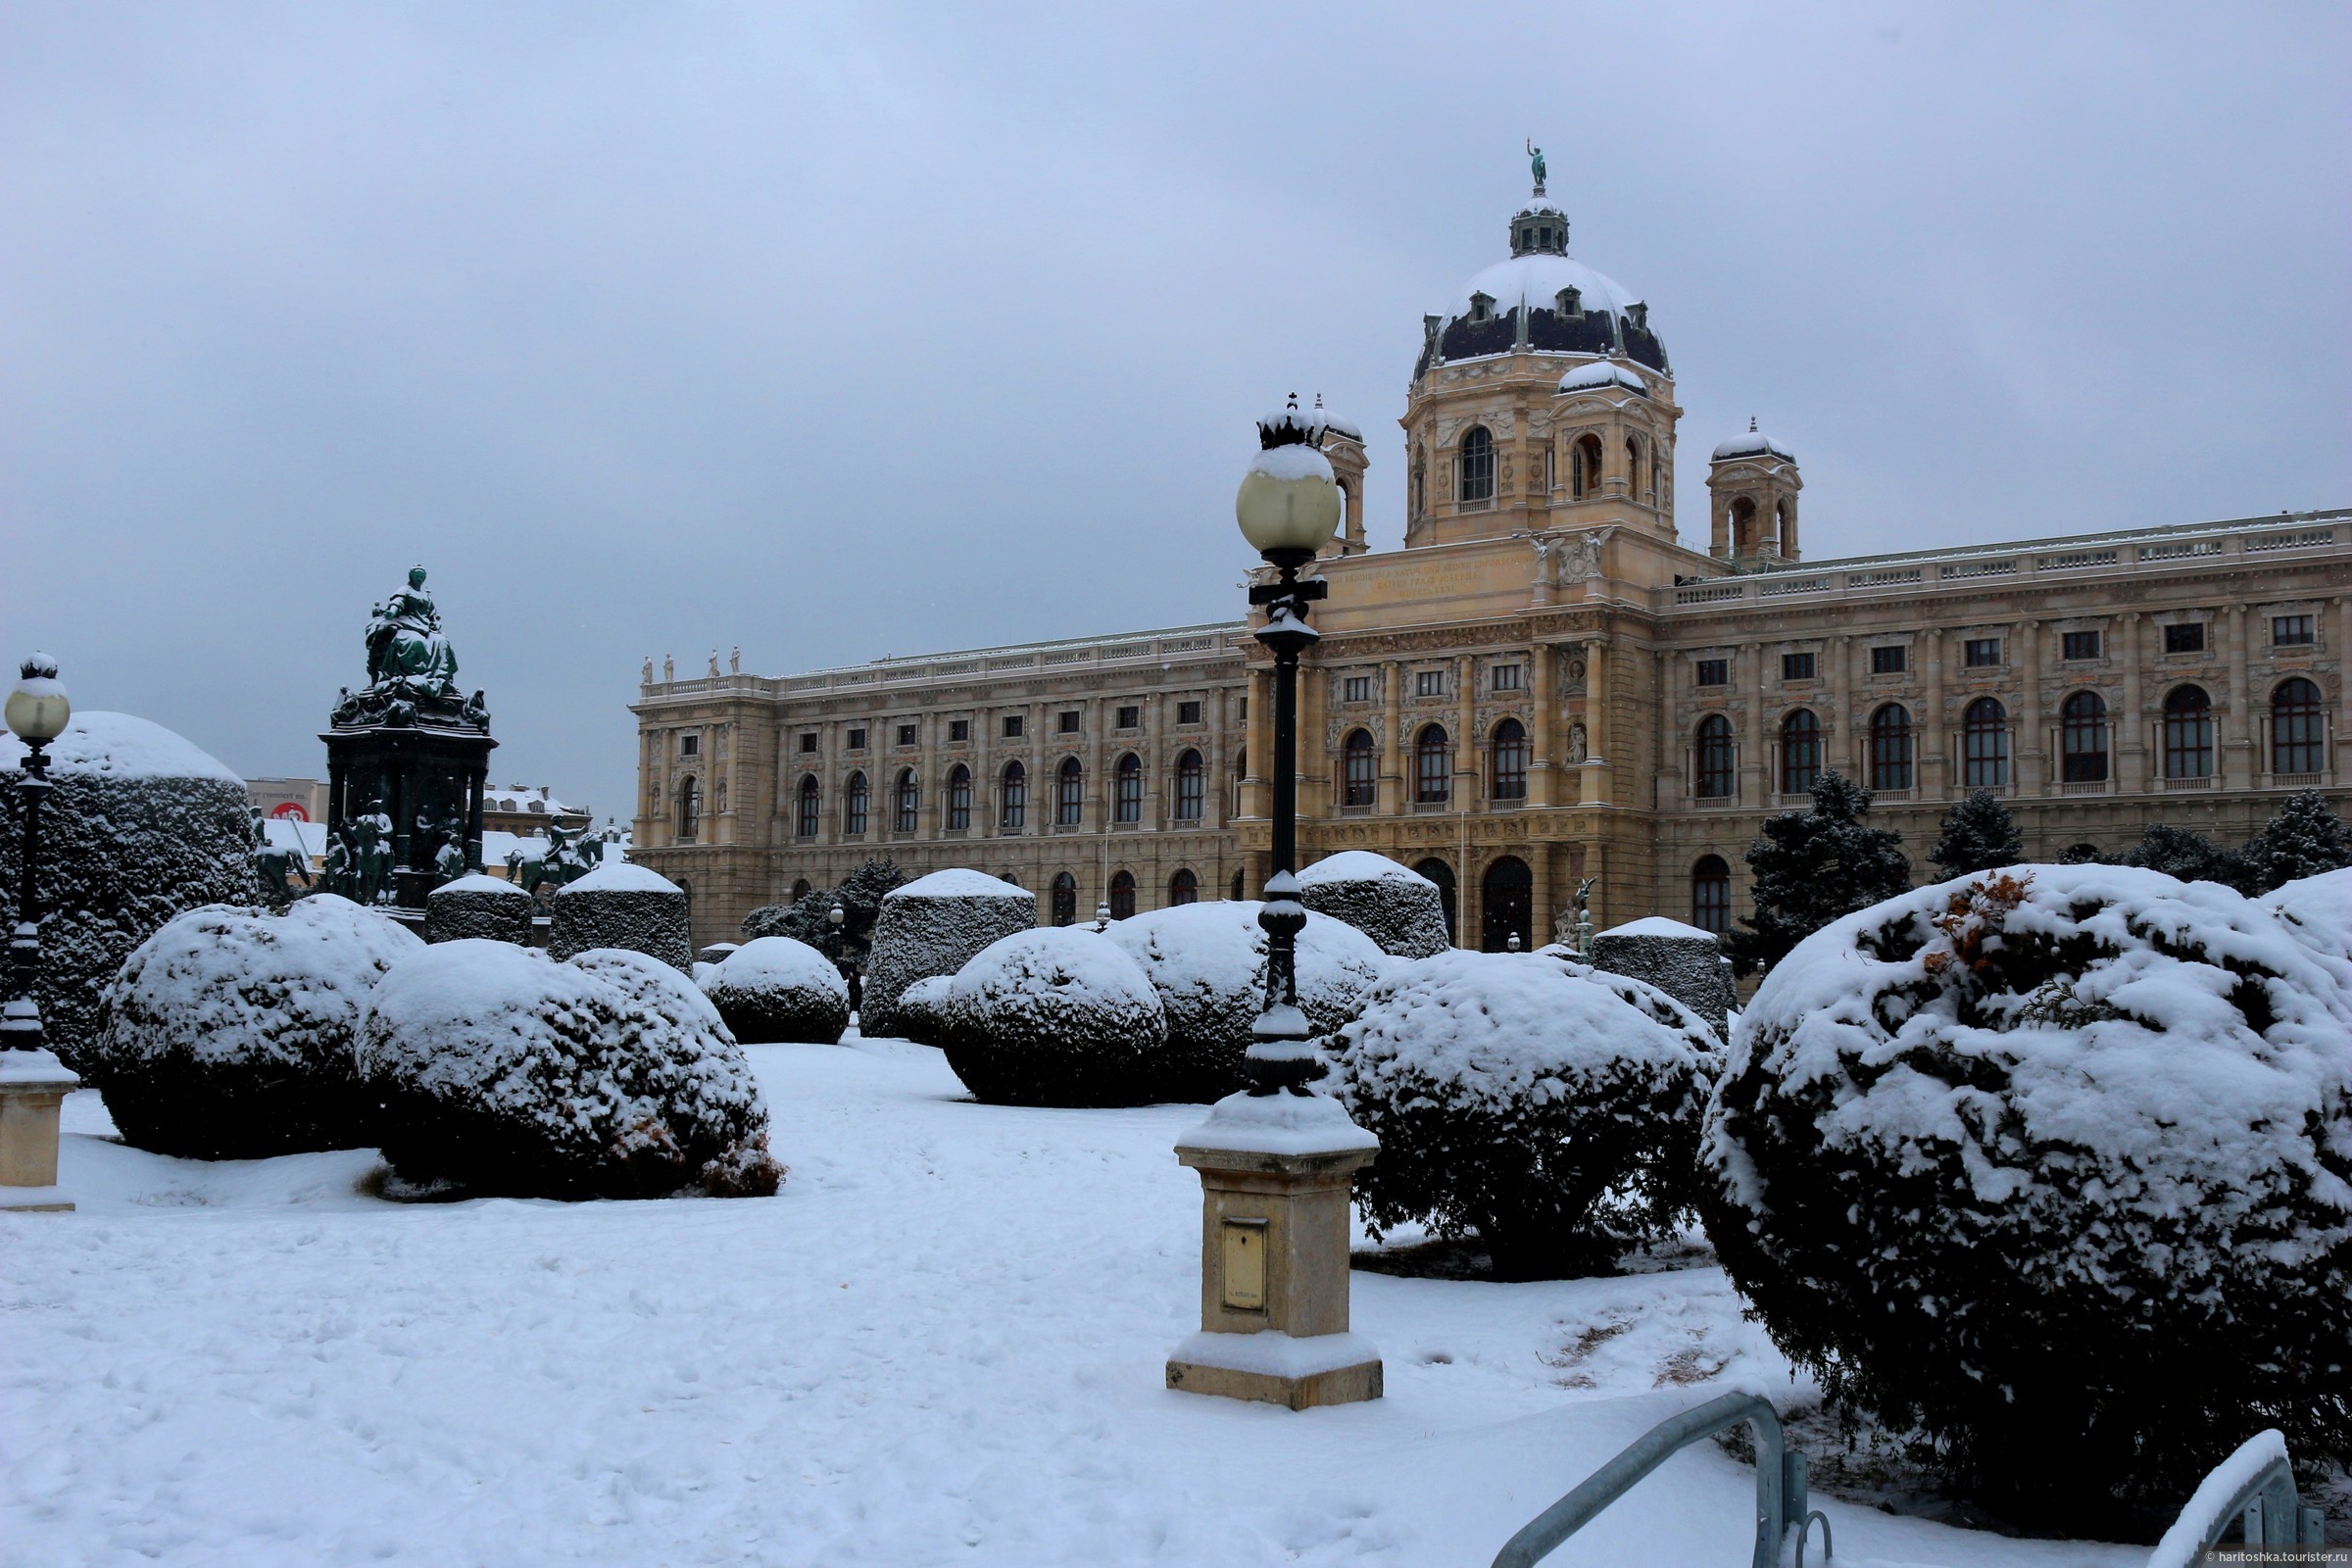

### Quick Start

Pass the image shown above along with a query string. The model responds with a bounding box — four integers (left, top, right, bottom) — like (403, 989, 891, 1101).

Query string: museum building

(632, 177, 2352, 951)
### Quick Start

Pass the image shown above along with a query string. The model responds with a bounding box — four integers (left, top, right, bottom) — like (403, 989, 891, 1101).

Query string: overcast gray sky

(4, 2, 2345, 823)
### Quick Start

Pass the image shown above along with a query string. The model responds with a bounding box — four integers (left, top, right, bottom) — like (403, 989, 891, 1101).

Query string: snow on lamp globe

(1, 653, 80, 1211)
(1161, 399, 1380, 1409)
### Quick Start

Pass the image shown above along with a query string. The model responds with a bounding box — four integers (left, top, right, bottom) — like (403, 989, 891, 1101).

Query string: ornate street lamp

(2, 654, 80, 1210)
(1163, 401, 1380, 1410)
(1233, 395, 1342, 1096)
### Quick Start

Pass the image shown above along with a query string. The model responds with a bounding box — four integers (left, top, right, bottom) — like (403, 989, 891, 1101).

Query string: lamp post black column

(1245, 550, 1326, 1096)
(1, 735, 55, 1054)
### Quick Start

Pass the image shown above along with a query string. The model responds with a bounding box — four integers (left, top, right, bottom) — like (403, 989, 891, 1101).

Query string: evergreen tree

(2119, 823, 2250, 892)
(2240, 790, 2352, 894)
(1927, 790, 2026, 879)
(1729, 771, 1912, 976)
(740, 857, 908, 965)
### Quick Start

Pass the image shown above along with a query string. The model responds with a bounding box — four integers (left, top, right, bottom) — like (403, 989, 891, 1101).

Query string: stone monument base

(1166, 1330, 1384, 1409)
(0, 1051, 79, 1212)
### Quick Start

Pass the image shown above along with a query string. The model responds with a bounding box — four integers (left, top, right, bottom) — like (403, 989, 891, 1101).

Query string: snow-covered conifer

(1925, 789, 2025, 877)
(1728, 771, 1909, 976)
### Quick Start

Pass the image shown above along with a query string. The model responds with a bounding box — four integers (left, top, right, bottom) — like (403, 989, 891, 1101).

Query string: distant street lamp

(2, 654, 81, 1211)
(1233, 395, 1343, 1095)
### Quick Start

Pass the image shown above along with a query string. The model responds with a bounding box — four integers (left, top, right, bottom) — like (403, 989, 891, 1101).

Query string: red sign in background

(268, 803, 309, 821)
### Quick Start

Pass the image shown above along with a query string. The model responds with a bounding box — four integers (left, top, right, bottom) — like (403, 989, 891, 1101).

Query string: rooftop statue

(366, 566, 460, 696)
(1526, 137, 1546, 195)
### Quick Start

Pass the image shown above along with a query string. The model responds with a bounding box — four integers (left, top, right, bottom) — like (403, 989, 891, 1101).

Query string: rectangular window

(799, 732, 817, 753)
(2274, 613, 2315, 647)
(1695, 659, 1728, 688)
(1115, 706, 1141, 729)
(1415, 669, 1445, 698)
(2062, 630, 2101, 661)
(1057, 710, 1081, 734)
(1871, 646, 1907, 675)
(1177, 700, 1202, 725)
(948, 719, 970, 743)
(679, 733, 699, 758)
(846, 728, 867, 751)
(1781, 652, 1816, 682)
(2164, 622, 2207, 655)
(1002, 715, 1024, 739)
(1964, 638, 2000, 667)
(1343, 675, 1373, 704)
(896, 723, 917, 747)
(1491, 663, 1524, 693)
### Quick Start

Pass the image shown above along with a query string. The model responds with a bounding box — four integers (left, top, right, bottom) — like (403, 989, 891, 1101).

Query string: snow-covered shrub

(1589, 916, 1734, 1043)
(0, 711, 254, 1071)
(1297, 851, 1450, 958)
(860, 868, 1036, 1038)
(1699, 864, 2352, 1519)
(699, 936, 849, 1045)
(358, 940, 781, 1199)
(425, 873, 534, 945)
(941, 927, 1168, 1106)
(90, 895, 422, 1157)
(1331, 949, 1721, 1279)
(549, 861, 692, 971)
(890, 973, 956, 1047)
(1105, 902, 1388, 1100)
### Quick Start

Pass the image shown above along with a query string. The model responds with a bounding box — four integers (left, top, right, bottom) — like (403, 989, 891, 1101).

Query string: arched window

(1457, 426, 1494, 505)
(1169, 868, 1199, 906)
(1730, 496, 1756, 555)
(1780, 710, 1821, 795)
(2061, 692, 2109, 783)
(1000, 760, 1026, 831)
(893, 768, 919, 833)
(2273, 677, 2326, 775)
(1869, 705, 1913, 791)
(1416, 724, 1451, 804)
(1108, 870, 1136, 921)
(1962, 698, 2009, 789)
(1480, 856, 1533, 951)
(1343, 729, 1377, 808)
(2164, 685, 2214, 779)
(1413, 858, 1458, 945)
(1491, 718, 1529, 801)
(675, 776, 700, 842)
(1047, 871, 1077, 927)
(1173, 749, 1204, 821)
(1694, 714, 1735, 799)
(1114, 753, 1143, 823)
(1572, 433, 1604, 499)
(946, 763, 972, 831)
(1625, 435, 1642, 499)
(843, 770, 868, 835)
(796, 774, 820, 837)
(1055, 758, 1084, 826)
(791, 877, 811, 904)
(1691, 855, 1732, 934)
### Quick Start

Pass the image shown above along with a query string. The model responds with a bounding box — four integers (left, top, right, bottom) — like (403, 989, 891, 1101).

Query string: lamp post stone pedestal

(0, 1052, 78, 1212)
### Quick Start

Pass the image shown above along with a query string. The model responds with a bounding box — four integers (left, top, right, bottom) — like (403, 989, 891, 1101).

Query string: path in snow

(0, 1040, 2143, 1567)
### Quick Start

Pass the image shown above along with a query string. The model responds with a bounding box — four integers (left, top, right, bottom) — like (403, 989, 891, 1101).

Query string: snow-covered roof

(0, 710, 241, 784)
(887, 867, 1034, 901)
(1712, 422, 1796, 464)
(1556, 359, 1649, 397)
(557, 861, 679, 896)
(1321, 414, 1363, 443)
(1452, 253, 1638, 324)
(484, 784, 583, 816)
(1512, 191, 1569, 220)
(1598, 916, 1718, 942)
(1298, 851, 1429, 887)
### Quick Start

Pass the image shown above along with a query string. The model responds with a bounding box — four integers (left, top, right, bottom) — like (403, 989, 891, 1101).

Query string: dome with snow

(1419, 189, 1668, 376)
(1711, 419, 1795, 464)
(1555, 358, 1650, 398)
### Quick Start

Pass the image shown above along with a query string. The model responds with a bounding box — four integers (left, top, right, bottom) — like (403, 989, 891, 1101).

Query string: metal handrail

(2146, 1431, 2327, 1567)
(1489, 1392, 1809, 1568)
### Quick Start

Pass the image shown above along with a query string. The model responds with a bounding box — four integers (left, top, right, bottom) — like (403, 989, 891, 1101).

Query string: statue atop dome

(1526, 137, 1546, 196)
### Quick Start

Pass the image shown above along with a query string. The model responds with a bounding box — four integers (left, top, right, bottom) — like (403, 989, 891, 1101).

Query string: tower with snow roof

(1401, 175, 1680, 550)
(1706, 418, 1802, 565)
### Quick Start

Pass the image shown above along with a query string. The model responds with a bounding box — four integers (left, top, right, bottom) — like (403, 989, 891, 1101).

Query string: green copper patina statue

(1526, 137, 1546, 194)
(366, 566, 461, 695)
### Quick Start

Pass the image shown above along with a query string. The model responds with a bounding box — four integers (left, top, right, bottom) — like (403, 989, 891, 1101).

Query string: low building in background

(246, 776, 328, 823)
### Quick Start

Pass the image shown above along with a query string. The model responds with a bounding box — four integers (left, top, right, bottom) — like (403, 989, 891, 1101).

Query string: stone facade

(633, 182, 2351, 953)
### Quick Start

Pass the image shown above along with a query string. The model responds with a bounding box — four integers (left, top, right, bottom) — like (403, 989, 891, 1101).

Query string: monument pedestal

(0, 1050, 78, 1212)
(1167, 1092, 1382, 1410)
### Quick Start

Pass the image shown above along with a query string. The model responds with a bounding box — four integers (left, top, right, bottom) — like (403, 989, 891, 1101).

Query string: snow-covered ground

(1, 1040, 2144, 1568)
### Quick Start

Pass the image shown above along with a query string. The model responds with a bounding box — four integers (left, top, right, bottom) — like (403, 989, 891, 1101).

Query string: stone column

(2017, 623, 2044, 796)
(1455, 655, 1478, 807)
(1922, 627, 1946, 797)
(2224, 605, 2253, 789)
(1382, 660, 1406, 816)
(2119, 613, 2147, 793)
(1145, 692, 1165, 833)
(1529, 643, 1556, 808)
(1742, 639, 1766, 808)
(1580, 639, 1612, 806)
(1830, 635, 1853, 780)
(1531, 839, 1556, 950)
(2338, 596, 2352, 779)
(1300, 660, 1328, 822)
(1242, 667, 1272, 821)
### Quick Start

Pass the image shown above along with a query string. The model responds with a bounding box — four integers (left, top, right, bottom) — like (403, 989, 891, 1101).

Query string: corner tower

(1401, 156, 1681, 550)
(1707, 420, 1801, 564)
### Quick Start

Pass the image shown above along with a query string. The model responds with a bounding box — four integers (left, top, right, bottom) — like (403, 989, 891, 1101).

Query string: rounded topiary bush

(1699, 864, 2352, 1523)
(1, 710, 255, 1071)
(548, 861, 691, 970)
(891, 974, 956, 1047)
(425, 873, 535, 945)
(90, 894, 423, 1157)
(1298, 851, 1450, 958)
(1589, 916, 1734, 1043)
(861, 868, 1037, 1039)
(357, 940, 782, 1199)
(1331, 948, 1720, 1280)
(1105, 901, 1388, 1100)
(699, 936, 849, 1044)
(941, 927, 1167, 1106)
